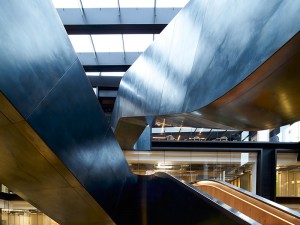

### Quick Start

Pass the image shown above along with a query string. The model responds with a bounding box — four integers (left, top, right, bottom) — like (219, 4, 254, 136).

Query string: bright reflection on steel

(112, 0, 300, 141)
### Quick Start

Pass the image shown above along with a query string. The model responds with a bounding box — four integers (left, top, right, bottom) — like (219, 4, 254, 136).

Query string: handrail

(155, 172, 261, 225)
(193, 180, 300, 225)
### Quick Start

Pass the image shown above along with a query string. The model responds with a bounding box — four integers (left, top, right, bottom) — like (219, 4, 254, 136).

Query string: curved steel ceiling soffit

(112, 0, 300, 147)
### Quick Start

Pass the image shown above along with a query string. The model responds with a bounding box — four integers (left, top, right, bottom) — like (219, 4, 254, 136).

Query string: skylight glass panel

(123, 34, 153, 52)
(119, 0, 155, 8)
(68, 35, 94, 52)
(101, 72, 125, 77)
(92, 35, 123, 52)
(156, 0, 189, 8)
(51, 0, 80, 8)
(81, 0, 118, 8)
(86, 72, 100, 76)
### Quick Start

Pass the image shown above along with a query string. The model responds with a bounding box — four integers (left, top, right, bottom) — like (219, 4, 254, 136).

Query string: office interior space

(1, 0, 300, 225)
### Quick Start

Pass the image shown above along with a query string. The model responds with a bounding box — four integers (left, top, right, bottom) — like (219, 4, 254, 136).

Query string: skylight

(68, 35, 94, 52)
(86, 72, 100, 76)
(91, 35, 124, 52)
(101, 72, 125, 77)
(51, 0, 79, 8)
(123, 34, 154, 52)
(119, 0, 155, 8)
(156, 0, 189, 8)
(81, 0, 119, 8)
(51, 0, 189, 9)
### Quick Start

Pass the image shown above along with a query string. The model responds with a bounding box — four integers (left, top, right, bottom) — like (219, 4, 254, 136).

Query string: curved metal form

(0, 0, 262, 225)
(112, 0, 300, 148)
(194, 180, 300, 225)
(0, 0, 134, 224)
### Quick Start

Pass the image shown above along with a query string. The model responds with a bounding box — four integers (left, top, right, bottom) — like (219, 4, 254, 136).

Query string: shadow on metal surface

(194, 180, 300, 225)
(111, 0, 300, 149)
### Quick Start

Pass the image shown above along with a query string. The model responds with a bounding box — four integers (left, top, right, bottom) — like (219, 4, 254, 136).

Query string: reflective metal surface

(112, 0, 300, 148)
(0, 93, 116, 225)
(0, 0, 133, 224)
(0, 0, 292, 224)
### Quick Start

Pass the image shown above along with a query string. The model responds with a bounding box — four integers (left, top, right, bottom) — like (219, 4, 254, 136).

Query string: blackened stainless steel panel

(0, 0, 134, 224)
(112, 0, 300, 147)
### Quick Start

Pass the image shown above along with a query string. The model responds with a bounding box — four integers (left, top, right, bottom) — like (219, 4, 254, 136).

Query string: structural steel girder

(57, 7, 180, 27)
(78, 52, 139, 66)
(58, 8, 179, 34)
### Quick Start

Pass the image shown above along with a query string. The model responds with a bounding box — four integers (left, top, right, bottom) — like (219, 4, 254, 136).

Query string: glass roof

(86, 72, 100, 76)
(92, 35, 124, 52)
(119, 0, 155, 8)
(101, 72, 125, 77)
(69, 34, 156, 53)
(156, 0, 189, 8)
(51, 0, 189, 8)
(52, 0, 189, 76)
(86, 72, 125, 77)
(123, 34, 154, 52)
(69, 35, 94, 52)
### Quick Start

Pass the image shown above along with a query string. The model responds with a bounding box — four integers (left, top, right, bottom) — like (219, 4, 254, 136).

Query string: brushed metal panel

(112, 0, 300, 148)
(0, 0, 76, 119)
(0, 104, 115, 225)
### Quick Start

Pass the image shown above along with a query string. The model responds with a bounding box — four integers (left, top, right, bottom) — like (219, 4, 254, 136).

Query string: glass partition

(124, 150, 257, 193)
(152, 121, 300, 143)
(276, 153, 300, 197)
(0, 186, 59, 225)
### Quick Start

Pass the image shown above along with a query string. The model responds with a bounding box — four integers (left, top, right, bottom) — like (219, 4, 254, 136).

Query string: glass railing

(152, 121, 300, 143)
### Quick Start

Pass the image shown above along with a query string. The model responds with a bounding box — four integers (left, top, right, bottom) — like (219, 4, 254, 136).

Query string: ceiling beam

(58, 8, 179, 34)
(84, 65, 130, 72)
(65, 24, 167, 34)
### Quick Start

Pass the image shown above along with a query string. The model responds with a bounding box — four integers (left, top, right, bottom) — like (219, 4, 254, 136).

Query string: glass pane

(92, 35, 123, 52)
(81, 0, 118, 8)
(101, 72, 125, 77)
(86, 72, 100, 76)
(68, 35, 94, 52)
(119, 0, 155, 8)
(125, 150, 257, 189)
(123, 34, 153, 52)
(276, 153, 300, 198)
(156, 0, 189, 8)
(51, 0, 80, 8)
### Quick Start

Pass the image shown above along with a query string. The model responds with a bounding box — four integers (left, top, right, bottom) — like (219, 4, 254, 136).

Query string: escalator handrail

(155, 172, 261, 225)
(195, 179, 300, 219)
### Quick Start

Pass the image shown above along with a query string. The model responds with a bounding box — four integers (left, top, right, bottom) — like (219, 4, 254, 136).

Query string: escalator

(193, 180, 300, 225)
(0, 1, 300, 225)
(0, 1, 262, 224)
